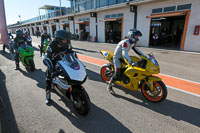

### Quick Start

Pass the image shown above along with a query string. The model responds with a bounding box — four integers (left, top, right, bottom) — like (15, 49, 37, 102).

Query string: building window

(96, 0, 128, 8)
(105, 13, 123, 19)
(111, 14, 117, 18)
(177, 4, 192, 11)
(117, 13, 123, 18)
(109, 0, 117, 5)
(117, 0, 127, 4)
(105, 15, 111, 19)
(152, 8, 163, 14)
(100, 0, 108, 7)
(79, 18, 90, 22)
(163, 6, 176, 12)
(74, 0, 94, 12)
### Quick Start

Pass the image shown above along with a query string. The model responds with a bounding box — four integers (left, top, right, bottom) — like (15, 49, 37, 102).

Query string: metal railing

(8, 8, 73, 28)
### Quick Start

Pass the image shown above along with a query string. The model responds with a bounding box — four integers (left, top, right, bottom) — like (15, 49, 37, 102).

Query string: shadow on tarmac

(86, 68, 200, 128)
(73, 47, 98, 54)
(48, 87, 132, 133)
(58, 129, 65, 133)
(86, 68, 105, 83)
(19, 68, 46, 89)
(50, 100, 132, 133)
(0, 50, 14, 61)
(0, 69, 20, 133)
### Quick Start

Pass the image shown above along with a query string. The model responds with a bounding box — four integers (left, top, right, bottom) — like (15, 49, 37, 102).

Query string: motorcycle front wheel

(29, 59, 35, 71)
(72, 87, 91, 116)
(141, 81, 167, 103)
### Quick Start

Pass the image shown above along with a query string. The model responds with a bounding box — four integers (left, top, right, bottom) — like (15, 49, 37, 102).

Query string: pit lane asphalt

(0, 37, 199, 133)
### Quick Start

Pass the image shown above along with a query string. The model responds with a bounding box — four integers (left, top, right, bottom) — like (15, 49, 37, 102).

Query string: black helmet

(55, 30, 71, 48)
(16, 29, 23, 37)
(127, 29, 142, 42)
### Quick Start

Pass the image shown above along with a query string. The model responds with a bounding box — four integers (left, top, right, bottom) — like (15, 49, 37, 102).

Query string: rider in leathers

(40, 30, 51, 57)
(43, 30, 72, 104)
(14, 29, 28, 70)
(107, 29, 142, 94)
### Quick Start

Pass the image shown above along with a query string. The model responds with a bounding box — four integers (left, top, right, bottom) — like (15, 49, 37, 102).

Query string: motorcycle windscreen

(58, 53, 86, 81)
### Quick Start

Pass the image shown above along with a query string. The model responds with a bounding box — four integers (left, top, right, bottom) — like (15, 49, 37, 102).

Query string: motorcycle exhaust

(52, 77, 70, 90)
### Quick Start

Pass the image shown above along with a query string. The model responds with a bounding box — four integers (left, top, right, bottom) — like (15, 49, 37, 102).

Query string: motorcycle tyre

(141, 81, 167, 103)
(100, 64, 113, 83)
(72, 87, 91, 116)
(29, 59, 35, 72)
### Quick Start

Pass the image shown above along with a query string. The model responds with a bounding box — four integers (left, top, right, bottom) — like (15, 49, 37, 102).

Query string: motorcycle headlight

(151, 59, 159, 66)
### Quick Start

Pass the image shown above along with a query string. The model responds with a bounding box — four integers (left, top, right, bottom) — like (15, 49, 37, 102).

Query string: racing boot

(106, 83, 115, 95)
(45, 90, 51, 104)
(106, 70, 121, 94)
(3, 44, 6, 53)
(15, 63, 19, 70)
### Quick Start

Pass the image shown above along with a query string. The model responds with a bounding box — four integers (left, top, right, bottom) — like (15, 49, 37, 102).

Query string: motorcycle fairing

(57, 58, 86, 82)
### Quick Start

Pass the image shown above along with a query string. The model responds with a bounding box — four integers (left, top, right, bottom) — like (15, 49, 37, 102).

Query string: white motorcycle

(45, 51, 91, 116)
(3, 38, 15, 59)
(26, 37, 32, 47)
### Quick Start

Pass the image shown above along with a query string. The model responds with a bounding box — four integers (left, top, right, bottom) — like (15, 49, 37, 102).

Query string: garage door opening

(52, 25, 56, 38)
(43, 26, 47, 31)
(105, 19, 122, 44)
(150, 15, 186, 50)
(79, 23, 90, 41)
(63, 24, 70, 32)
(31, 27, 35, 36)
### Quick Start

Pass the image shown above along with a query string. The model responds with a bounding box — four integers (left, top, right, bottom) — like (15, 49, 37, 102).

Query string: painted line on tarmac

(77, 54, 200, 97)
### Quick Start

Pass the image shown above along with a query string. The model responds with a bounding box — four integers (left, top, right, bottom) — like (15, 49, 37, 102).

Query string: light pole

(59, 0, 62, 16)
(18, 15, 21, 27)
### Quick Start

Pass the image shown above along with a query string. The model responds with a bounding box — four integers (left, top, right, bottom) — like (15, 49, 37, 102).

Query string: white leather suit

(113, 38, 136, 71)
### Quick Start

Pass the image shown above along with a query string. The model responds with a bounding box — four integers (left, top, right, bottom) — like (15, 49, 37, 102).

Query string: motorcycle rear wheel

(100, 64, 113, 83)
(141, 81, 167, 103)
(72, 87, 91, 116)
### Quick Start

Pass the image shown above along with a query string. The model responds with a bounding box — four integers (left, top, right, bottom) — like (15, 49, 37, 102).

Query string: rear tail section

(100, 50, 114, 63)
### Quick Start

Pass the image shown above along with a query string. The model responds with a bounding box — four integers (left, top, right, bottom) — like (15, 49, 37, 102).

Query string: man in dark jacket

(40, 30, 51, 56)
(13, 29, 28, 70)
(43, 30, 72, 104)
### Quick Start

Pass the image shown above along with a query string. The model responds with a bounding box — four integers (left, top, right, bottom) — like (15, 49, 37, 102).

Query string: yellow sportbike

(100, 48, 167, 103)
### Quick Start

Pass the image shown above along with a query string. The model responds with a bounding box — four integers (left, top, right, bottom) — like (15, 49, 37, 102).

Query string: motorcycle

(100, 48, 167, 103)
(3, 38, 14, 55)
(26, 36, 32, 47)
(38, 39, 51, 55)
(18, 43, 35, 71)
(44, 51, 91, 116)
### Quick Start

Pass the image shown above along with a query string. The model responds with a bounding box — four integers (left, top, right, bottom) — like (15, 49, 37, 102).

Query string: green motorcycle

(43, 40, 49, 53)
(18, 44, 35, 71)
(38, 40, 51, 56)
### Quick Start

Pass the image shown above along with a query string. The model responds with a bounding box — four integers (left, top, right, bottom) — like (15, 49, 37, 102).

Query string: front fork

(143, 76, 162, 91)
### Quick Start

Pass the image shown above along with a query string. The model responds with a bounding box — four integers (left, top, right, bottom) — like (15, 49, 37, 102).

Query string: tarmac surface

(0, 36, 199, 133)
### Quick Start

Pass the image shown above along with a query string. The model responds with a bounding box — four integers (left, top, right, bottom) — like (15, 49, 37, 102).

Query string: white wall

(59, 18, 68, 30)
(97, 7, 135, 43)
(184, 0, 200, 52)
(137, 0, 200, 51)
(69, 21, 74, 34)
(48, 20, 54, 37)
(29, 27, 33, 35)
(90, 17, 96, 41)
